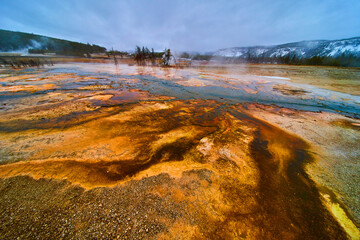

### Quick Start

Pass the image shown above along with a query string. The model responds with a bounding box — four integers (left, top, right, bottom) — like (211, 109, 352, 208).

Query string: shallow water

(31, 63, 360, 118)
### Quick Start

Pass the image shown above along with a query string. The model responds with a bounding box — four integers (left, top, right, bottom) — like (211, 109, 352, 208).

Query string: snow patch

(258, 76, 291, 80)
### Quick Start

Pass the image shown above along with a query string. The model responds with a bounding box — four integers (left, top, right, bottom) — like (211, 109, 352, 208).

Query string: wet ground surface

(0, 62, 359, 239)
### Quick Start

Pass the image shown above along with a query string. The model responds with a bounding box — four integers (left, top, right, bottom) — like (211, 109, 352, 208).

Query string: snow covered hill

(214, 37, 360, 59)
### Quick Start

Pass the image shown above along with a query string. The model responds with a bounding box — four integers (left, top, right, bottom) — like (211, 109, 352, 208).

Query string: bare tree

(162, 48, 172, 66)
(150, 48, 156, 65)
(134, 46, 145, 65)
(111, 47, 118, 65)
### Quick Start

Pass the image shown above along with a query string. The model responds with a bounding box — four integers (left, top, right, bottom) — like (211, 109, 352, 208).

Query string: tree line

(133, 46, 173, 66)
(218, 53, 360, 68)
(0, 57, 53, 68)
(0, 30, 106, 57)
(180, 52, 212, 61)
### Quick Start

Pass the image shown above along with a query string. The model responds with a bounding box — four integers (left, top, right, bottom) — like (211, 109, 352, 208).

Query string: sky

(1, 0, 360, 52)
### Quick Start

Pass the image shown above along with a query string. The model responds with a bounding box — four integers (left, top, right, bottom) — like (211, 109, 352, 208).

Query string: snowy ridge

(214, 37, 360, 58)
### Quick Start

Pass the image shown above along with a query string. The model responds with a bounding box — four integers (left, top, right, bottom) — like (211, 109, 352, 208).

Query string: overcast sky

(1, 0, 360, 52)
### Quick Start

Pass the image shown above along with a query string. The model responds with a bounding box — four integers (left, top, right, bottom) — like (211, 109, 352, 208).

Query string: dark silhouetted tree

(162, 48, 172, 66)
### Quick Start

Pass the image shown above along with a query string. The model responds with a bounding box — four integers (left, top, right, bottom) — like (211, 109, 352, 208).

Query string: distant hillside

(213, 37, 360, 67)
(0, 29, 106, 56)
